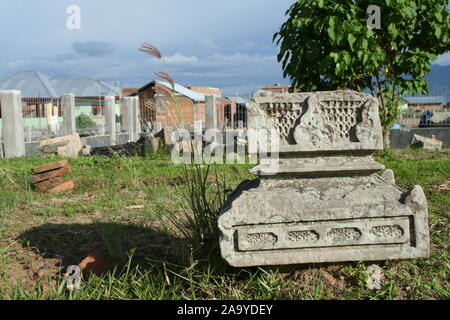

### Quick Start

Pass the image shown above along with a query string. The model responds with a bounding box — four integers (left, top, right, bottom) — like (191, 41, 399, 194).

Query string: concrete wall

(390, 128, 450, 149)
(18, 133, 131, 157)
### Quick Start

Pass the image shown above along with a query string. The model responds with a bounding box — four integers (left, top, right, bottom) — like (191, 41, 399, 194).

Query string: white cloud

(0, 0, 296, 94)
(0, 50, 284, 96)
(164, 53, 198, 64)
(433, 52, 450, 66)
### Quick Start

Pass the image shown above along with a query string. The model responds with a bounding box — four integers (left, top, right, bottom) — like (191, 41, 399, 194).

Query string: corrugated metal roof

(50, 78, 120, 97)
(0, 71, 59, 98)
(403, 96, 447, 104)
(157, 81, 205, 102)
(0, 71, 120, 98)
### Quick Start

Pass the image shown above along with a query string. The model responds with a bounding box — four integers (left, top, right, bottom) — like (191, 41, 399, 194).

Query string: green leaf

(361, 38, 368, 50)
(363, 53, 370, 66)
(330, 52, 339, 63)
(342, 51, 351, 65)
(435, 27, 442, 38)
(347, 34, 357, 50)
(327, 16, 337, 41)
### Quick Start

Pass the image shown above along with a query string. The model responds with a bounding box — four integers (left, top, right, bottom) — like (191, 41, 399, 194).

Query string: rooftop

(0, 71, 59, 98)
(0, 71, 120, 98)
(403, 96, 448, 104)
(130, 80, 206, 103)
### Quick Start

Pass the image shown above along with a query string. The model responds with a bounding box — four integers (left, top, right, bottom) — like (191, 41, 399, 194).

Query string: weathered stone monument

(218, 90, 429, 267)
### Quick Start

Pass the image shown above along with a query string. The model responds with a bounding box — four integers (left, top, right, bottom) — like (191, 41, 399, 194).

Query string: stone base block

(218, 174, 430, 267)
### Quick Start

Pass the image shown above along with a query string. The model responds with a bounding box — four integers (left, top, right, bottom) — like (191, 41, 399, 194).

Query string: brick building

(404, 96, 448, 111)
(261, 83, 292, 94)
(127, 81, 242, 130)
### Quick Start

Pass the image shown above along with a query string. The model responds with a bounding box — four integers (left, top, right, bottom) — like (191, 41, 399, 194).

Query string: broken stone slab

(81, 145, 92, 156)
(38, 134, 82, 157)
(218, 90, 430, 267)
(41, 141, 69, 154)
(411, 134, 443, 150)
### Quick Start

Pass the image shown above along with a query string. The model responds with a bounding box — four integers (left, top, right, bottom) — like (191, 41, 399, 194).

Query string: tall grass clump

(174, 163, 229, 262)
(140, 44, 231, 265)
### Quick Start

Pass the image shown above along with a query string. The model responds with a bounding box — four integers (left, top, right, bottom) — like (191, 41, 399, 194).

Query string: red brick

(32, 160, 69, 174)
(46, 180, 75, 193)
(34, 177, 64, 191)
(29, 166, 72, 184)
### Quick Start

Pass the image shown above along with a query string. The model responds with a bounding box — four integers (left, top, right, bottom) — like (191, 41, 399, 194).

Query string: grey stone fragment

(218, 90, 430, 267)
(38, 134, 82, 158)
(411, 134, 442, 150)
(81, 144, 92, 156)
(381, 169, 395, 185)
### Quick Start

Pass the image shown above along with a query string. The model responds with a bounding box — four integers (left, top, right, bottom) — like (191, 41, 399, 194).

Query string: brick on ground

(34, 177, 65, 191)
(29, 166, 72, 184)
(46, 180, 75, 193)
(32, 160, 69, 174)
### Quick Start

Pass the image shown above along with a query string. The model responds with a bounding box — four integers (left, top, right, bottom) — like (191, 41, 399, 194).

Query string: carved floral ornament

(247, 90, 383, 151)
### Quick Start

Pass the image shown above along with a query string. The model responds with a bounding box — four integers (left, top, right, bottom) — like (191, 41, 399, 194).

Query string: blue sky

(0, 0, 449, 96)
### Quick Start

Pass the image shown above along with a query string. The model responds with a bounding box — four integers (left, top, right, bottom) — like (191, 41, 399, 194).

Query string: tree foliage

(274, 0, 450, 138)
(76, 113, 98, 136)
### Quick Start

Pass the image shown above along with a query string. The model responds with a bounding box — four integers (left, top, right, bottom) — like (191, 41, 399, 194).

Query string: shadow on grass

(17, 222, 185, 275)
(16, 222, 375, 286)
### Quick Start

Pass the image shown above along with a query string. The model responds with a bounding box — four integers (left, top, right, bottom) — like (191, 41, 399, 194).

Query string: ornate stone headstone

(218, 90, 429, 267)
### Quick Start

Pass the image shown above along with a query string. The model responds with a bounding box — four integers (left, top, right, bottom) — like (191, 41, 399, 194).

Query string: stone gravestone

(218, 90, 429, 267)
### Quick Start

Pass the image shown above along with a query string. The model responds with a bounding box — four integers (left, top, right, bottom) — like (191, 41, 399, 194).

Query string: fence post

(104, 96, 116, 145)
(62, 94, 76, 135)
(0, 90, 25, 158)
(133, 96, 141, 141)
(205, 95, 217, 131)
(122, 97, 135, 142)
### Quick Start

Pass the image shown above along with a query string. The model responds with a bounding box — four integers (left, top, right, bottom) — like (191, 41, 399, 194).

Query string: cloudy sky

(0, 0, 449, 96)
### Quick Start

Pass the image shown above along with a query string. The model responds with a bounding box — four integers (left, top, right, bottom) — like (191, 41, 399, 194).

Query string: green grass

(0, 149, 448, 300)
